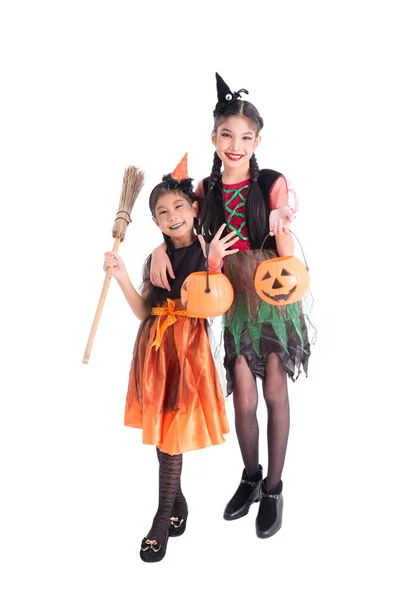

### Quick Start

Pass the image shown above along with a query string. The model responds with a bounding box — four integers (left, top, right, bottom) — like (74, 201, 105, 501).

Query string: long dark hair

(200, 100, 267, 248)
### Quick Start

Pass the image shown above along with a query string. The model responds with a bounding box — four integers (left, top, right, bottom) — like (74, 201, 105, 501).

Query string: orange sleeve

(269, 175, 298, 213)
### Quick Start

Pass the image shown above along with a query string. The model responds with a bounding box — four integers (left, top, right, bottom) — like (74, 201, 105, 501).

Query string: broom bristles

(112, 166, 145, 241)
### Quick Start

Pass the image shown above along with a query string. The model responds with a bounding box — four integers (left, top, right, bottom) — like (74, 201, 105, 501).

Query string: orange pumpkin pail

(180, 241, 234, 318)
(254, 232, 310, 306)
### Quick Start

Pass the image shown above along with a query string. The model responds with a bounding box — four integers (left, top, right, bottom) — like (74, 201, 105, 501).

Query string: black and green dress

(201, 170, 311, 396)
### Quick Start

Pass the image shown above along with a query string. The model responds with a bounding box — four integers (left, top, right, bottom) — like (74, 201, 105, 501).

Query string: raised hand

(198, 224, 239, 268)
(269, 206, 295, 236)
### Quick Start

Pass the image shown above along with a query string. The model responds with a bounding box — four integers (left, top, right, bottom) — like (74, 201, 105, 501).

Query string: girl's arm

(269, 175, 295, 256)
(149, 242, 174, 291)
(275, 231, 294, 257)
(103, 252, 150, 321)
(269, 175, 297, 235)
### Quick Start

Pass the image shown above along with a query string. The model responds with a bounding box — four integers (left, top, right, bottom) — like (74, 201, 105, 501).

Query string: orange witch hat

(171, 153, 188, 182)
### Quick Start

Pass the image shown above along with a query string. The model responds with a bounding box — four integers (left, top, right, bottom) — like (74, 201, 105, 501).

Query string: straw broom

(82, 166, 145, 364)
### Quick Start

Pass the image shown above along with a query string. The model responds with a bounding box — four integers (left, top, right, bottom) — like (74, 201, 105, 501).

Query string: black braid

(246, 153, 268, 248)
(209, 152, 222, 190)
(250, 154, 259, 182)
(200, 152, 226, 242)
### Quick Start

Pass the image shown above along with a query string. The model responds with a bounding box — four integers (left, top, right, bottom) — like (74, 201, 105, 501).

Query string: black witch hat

(213, 72, 249, 116)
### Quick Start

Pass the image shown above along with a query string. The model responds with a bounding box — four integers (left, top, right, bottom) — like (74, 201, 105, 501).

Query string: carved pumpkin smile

(254, 256, 310, 306)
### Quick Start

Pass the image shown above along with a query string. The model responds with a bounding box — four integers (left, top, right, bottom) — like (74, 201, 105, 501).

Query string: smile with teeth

(225, 152, 244, 161)
(169, 222, 184, 230)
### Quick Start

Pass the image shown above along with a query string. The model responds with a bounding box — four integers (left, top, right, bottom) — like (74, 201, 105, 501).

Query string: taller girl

(152, 73, 311, 538)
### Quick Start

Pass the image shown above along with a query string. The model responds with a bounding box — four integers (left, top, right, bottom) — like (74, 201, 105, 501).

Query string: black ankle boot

(256, 480, 283, 538)
(223, 465, 263, 521)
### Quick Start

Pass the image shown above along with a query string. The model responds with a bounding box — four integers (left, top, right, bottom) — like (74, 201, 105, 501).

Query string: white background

(1, 1, 399, 598)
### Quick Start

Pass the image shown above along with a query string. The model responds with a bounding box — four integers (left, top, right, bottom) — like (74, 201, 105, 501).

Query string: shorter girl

(104, 158, 238, 562)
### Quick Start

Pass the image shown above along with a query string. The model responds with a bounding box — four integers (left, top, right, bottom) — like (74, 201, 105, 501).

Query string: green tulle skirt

(222, 250, 312, 395)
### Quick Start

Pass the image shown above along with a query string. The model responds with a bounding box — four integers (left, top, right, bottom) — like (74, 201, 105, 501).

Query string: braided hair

(201, 100, 268, 248)
(200, 151, 225, 242)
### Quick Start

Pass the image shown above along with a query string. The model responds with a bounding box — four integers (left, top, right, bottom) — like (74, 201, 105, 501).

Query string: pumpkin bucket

(181, 243, 234, 318)
(254, 232, 310, 306)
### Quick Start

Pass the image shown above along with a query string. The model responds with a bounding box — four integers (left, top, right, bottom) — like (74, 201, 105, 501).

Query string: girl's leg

(262, 353, 290, 490)
(161, 450, 188, 536)
(156, 447, 187, 522)
(169, 478, 188, 536)
(171, 480, 188, 520)
(147, 448, 183, 542)
(233, 356, 260, 477)
(256, 353, 288, 538)
(223, 356, 263, 520)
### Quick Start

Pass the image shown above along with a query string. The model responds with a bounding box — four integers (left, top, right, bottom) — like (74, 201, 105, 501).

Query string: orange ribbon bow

(151, 298, 196, 350)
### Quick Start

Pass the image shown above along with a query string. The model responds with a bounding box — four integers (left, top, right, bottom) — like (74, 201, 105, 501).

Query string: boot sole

(223, 498, 260, 521)
(256, 522, 282, 539)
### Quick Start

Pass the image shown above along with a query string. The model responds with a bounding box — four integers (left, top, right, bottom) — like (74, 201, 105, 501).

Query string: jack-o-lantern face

(254, 255, 310, 306)
(181, 271, 234, 318)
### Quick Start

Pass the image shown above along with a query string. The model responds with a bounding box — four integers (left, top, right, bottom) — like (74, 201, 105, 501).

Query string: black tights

(146, 448, 187, 543)
(233, 353, 289, 490)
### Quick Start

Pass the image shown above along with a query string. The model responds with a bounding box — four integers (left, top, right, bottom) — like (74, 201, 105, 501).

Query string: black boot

(256, 480, 283, 538)
(223, 465, 263, 521)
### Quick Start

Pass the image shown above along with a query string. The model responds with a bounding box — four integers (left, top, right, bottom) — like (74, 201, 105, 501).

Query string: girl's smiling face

(153, 191, 198, 247)
(212, 115, 261, 171)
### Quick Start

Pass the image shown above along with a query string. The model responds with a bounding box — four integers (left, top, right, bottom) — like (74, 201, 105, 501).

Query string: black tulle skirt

(222, 250, 311, 395)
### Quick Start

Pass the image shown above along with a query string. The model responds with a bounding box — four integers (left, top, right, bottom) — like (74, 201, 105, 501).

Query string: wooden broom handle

(82, 237, 121, 364)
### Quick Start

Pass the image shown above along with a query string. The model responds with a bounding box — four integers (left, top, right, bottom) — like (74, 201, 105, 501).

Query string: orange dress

(124, 240, 229, 455)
